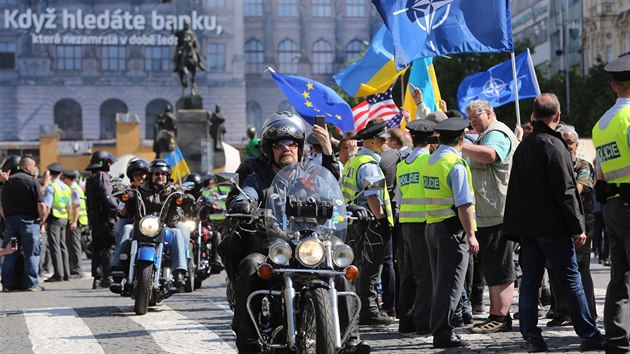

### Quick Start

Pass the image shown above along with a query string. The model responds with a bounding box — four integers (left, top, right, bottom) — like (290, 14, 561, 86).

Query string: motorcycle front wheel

(185, 243, 195, 293)
(297, 288, 335, 354)
(134, 261, 153, 315)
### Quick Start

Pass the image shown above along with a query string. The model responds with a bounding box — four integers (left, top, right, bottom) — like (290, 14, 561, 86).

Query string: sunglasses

(273, 139, 299, 149)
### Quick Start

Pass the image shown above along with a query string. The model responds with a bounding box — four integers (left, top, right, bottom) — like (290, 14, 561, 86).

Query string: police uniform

(592, 54, 630, 352)
(341, 120, 394, 324)
(418, 118, 475, 348)
(396, 119, 435, 334)
(64, 170, 88, 277)
(43, 162, 72, 281)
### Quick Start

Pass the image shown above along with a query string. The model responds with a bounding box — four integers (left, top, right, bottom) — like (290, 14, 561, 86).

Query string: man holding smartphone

(1, 156, 47, 292)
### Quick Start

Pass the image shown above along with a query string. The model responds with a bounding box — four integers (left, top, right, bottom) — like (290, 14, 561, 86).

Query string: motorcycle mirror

(361, 176, 385, 191)
(216, 172, 238, 186)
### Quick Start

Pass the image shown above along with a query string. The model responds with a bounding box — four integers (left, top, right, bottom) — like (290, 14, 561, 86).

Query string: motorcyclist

(224, 111, 367, 353)
(111, 157, 150, 285)
(117, 159, 192, 289)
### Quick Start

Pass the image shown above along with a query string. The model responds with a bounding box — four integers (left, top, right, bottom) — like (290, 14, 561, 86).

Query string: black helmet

(1, 155, 20, 174)
(149, 159, 171, 177)
(260, 111, 305, 160)
(86, 150, 117, 171)
(126, 157, 150, 179)
(184, 173, 202, 193)
(246, 125, 257, 139)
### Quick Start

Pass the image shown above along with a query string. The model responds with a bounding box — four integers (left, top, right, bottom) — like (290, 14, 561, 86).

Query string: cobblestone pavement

(0, 257, 610, 353)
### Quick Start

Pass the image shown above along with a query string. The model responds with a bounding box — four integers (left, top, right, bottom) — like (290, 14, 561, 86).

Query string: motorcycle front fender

(137, 246, 156, 262)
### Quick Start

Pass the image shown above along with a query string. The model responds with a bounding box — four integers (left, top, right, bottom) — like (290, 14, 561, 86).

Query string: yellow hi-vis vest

(419, 151, 475, 225)
(70, 183, 89, 226)
(51, 181, 71, 219)
(342, 154, 394, 226)
(396, 152, 429, 223)
(592, 106, 630, 184)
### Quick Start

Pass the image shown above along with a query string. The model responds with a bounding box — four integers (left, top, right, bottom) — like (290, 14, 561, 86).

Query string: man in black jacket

(503, 93, 603, 352)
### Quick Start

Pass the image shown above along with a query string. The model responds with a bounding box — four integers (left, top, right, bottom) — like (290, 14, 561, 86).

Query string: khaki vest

(470, 119, 518, 228)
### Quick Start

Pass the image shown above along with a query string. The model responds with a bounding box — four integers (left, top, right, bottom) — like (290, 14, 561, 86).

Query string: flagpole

(510, 52, 521, 127)
(400, 71, 406, 108)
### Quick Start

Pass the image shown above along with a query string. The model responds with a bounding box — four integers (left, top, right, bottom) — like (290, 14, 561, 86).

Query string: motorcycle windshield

(266, 162, 347, 242)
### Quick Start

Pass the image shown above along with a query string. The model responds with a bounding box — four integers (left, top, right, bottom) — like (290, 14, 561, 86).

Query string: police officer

(42, 162, 72, 282)
(62, 170, 88, 279)
(592, 53, 630, 353)
(342, 119, 394, 326)
(418, 118, 479, 348)
(85, 151, 118, 288)
(396, 119, 435, 335)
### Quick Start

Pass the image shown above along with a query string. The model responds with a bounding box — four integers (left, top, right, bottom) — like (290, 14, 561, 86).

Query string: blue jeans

(1, 216, 41, 289)
(519, 234, 601, 342)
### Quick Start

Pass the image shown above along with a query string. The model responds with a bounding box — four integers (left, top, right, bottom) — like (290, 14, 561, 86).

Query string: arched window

(245, 39, 264, 74)
(246, 101, 263, 131)
(278, 100, 293, 112)
(345, 40, 366, 63)
(145, 99, 171, 139)
(278, 39, 298, 74)
(54, 99, 82, 140)
(312, 40, 333, 74)
(100, 99, 128, 139)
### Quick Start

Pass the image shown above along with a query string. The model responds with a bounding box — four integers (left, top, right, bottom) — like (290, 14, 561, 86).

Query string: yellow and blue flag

(270, 70, 354, 132)
(402, 57, 442, 128)
(334, 26, 407, 97)
(457, 50, 540, 112)
(372, 0, 514, 70)
(164, 146, 190, 181)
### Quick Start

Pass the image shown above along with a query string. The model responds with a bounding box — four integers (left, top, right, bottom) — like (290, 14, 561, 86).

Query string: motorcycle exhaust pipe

(329, 277, 343, 350)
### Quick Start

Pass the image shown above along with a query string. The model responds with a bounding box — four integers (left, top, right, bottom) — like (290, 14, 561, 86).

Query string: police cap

(406, 119, 435, 135)
(605, 53, 630, 81)
(63, 169, 79, 179)
(425, 111, 448, 124)
(352, 120, 389, 140)
(47, 162, 64, 173)
(434, 117, 469, 138)
(445, 110, 464, 119)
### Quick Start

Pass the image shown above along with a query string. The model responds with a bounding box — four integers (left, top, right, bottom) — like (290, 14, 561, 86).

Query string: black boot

(174, 270, 186, 289)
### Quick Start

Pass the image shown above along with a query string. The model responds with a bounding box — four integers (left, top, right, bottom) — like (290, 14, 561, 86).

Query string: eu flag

(372, 0, 514, 70)
(271, 71, 354, 132)
(334, 26, 407, 97)
(457, 50, 540, 112)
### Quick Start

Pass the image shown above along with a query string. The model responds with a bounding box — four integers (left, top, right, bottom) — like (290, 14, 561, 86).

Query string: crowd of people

(1, 53, 629, 354)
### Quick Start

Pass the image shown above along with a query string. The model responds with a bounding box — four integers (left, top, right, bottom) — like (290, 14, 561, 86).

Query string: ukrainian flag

(334, 26, 407, 98)
(402, 58, 442, 129)
(164, 147, 190, 181)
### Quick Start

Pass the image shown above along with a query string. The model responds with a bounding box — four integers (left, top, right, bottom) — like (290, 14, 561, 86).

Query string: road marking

(23, 307, 105, 354)
(119, 304, 236, 353)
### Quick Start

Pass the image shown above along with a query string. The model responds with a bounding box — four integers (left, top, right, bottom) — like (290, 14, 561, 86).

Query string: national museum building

(0, 0, 376, 156)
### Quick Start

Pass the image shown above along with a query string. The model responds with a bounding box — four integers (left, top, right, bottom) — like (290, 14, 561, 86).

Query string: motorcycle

(180, 194, 225, 292)
(113, 185, 192, 315)
(220, 162, 365, 353)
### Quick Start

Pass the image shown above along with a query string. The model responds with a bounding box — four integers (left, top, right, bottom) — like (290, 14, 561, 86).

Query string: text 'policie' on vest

(51, 181, 71, 219)
(396, 152, 430, 223)
(593, 105, 630, 185)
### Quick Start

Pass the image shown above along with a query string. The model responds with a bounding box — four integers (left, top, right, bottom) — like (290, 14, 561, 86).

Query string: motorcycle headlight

(332, 244, 354, 268)
(268, 241, 292, 266)
(296, 239, 324, 267)
(183, 220, 197, 233)
(139, 216, 160, 237)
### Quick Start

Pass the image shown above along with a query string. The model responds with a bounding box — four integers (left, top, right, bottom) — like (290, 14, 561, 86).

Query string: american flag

(351, 85, 400, 131)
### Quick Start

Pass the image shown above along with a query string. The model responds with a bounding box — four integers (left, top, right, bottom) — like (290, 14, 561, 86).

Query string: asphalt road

(0, 257, 611, 353)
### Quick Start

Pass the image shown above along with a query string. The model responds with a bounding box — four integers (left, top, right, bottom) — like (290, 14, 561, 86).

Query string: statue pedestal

(177, 95, 203, 110)
(176, 109, 208, 174)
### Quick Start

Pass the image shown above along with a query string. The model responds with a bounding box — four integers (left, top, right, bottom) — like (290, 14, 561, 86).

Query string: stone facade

(582, 0, 630, 71)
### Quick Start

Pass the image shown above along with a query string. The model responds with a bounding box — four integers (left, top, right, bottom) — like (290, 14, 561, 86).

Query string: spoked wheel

(297, 288, 335, 354)
(185, 243, 195, 292)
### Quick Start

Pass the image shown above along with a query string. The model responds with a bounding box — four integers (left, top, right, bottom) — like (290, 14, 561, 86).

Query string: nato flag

(271, 71, 354, 132)
(373, 0, 514, 70)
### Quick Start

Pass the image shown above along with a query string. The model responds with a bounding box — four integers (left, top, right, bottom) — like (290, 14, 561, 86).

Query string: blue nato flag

(372, 0, 514, 70)
(271, 71, 355, 132)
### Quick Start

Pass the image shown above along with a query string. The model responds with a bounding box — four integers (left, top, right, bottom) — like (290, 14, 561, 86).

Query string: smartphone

(314, 115, 326, 128)
(10, 237, 17, 249)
